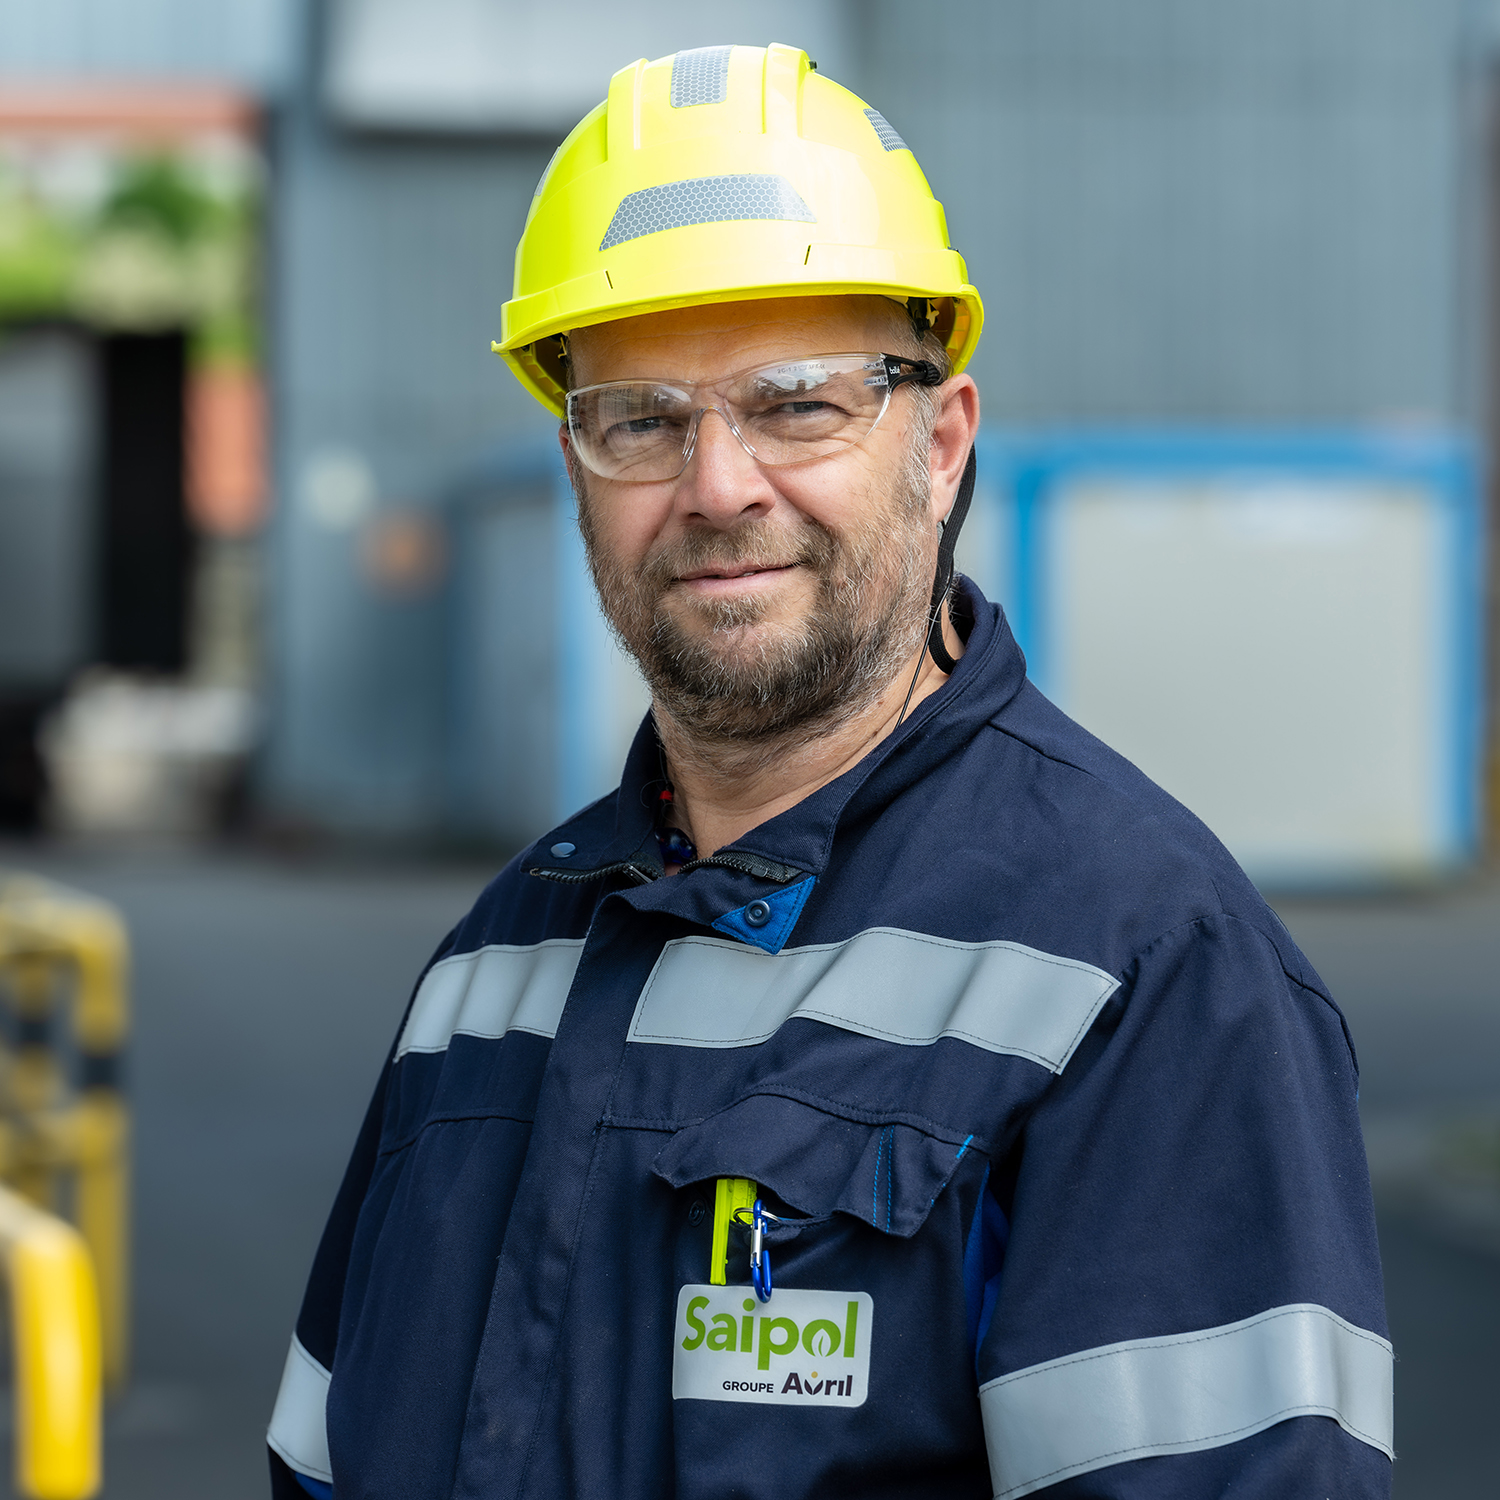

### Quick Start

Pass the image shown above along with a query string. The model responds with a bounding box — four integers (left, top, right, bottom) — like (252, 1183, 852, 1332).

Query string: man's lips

(674, 562, 798, 584)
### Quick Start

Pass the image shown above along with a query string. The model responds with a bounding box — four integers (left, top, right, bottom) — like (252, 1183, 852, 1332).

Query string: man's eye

(607, 416, 668, 440)
(758, 400, 834, 417)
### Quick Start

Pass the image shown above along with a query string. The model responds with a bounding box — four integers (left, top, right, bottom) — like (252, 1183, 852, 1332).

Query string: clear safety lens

(566, 353, 897, 482)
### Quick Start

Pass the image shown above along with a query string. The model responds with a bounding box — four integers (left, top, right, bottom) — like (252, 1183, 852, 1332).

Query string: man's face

(565, 296, 949, 742)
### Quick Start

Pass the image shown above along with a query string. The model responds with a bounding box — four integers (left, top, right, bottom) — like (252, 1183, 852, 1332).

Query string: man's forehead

(568, 295, 903, 384)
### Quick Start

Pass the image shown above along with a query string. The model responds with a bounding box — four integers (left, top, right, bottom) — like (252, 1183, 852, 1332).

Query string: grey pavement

(1272, 879, 1500, 1500)
(0, 842, 1492, 1498)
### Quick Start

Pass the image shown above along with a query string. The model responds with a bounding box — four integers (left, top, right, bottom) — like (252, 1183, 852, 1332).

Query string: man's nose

(677, 407, 776, 525)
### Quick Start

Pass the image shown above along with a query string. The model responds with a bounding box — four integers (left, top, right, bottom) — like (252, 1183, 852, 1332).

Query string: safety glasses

(565, 352, 943, 482)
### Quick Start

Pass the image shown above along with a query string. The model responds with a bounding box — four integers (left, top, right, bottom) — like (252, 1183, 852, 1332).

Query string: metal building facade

(261, 0, 1494, 843)
(868, 0, 1476, 428)
(6, 0, 1491, 846)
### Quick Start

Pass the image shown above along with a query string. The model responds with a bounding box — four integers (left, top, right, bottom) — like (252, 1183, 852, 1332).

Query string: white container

(977, 432, 1484, 888)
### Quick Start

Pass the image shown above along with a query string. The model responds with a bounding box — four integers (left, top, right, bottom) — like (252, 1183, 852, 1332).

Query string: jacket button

(687, 1198, 706, 1227)
(744, 899, 772, 927)
(550, 842, 576, 858)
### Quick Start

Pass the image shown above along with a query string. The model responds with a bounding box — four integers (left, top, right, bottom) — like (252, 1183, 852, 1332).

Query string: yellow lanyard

(710, 1177, 757, 1284)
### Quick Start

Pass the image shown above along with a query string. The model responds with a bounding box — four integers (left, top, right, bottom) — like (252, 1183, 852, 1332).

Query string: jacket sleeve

(265, 925, 459, 1497)
(266, 1060, 390, 1496)
(976, 912, 1392, 1498)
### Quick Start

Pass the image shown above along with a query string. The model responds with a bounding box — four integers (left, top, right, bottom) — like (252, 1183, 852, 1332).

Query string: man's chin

(658, 601, 800, 651)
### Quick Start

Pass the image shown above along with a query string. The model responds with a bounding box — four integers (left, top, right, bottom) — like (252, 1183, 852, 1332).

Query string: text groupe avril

(722, 1373, 857, 1396)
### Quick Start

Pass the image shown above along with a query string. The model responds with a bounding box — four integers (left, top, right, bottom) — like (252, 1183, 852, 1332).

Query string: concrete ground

(1272, 878, 1500, 1500)
(0, 842, 1493, 1498)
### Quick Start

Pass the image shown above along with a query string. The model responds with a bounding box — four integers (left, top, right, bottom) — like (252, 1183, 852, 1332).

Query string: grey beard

(574, 436, 937, 746)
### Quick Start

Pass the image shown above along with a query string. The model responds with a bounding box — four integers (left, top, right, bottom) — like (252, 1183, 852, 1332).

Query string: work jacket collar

(524, 578, 1027, 937)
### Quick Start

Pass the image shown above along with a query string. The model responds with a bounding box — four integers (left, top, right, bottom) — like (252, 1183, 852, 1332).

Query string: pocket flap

(650, 1093, 974, 1239)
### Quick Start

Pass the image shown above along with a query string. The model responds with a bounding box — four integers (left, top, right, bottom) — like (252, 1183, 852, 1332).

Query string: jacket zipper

(527, 852, 803, 886)
(527, 861, 658, 885)
(677, 852, 804, 882)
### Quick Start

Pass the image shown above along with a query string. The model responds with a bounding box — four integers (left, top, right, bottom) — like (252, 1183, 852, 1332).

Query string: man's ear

(928, 374, 981, 527)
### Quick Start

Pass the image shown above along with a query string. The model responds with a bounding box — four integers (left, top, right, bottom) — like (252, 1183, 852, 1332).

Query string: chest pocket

(650, 1092, 980, 1239)
(653, 1099, 996, 1491)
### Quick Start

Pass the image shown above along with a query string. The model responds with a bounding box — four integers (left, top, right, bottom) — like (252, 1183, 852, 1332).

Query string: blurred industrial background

(0, 0, 1497, 1495)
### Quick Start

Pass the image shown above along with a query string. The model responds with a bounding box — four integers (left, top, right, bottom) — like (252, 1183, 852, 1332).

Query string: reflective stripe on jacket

(268, 579, 1392, 1499)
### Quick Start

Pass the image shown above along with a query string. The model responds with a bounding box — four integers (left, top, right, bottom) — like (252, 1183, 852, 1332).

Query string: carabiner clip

(750, 1198, 773, 1303)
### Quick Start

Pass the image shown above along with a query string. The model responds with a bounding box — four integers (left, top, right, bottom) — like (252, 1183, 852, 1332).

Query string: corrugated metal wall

(867, 0, 1472, 427)
(267, 6, 555, 828)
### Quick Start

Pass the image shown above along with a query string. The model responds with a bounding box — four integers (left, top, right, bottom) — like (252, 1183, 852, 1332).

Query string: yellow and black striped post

(0, 873, 129, 1390)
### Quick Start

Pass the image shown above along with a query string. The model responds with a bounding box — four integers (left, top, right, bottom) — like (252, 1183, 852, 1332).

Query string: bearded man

(269, 45, 1392, 1500)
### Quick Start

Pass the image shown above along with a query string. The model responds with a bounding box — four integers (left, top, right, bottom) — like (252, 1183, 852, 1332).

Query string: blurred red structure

(186, 365, 265, 537)
(0, 83, 255, 142)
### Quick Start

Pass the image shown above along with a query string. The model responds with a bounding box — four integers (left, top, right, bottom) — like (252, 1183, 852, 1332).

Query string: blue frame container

(972, 429, 1486, 878)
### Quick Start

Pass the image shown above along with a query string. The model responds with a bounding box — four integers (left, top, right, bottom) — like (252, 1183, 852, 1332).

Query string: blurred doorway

(101, 330, 192, 673)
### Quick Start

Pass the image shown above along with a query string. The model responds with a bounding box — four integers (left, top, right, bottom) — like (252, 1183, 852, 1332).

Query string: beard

(574, 433, 937, 746)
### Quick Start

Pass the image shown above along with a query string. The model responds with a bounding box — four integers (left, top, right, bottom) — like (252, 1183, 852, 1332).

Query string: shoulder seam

(1123, 911, 1357, 1074)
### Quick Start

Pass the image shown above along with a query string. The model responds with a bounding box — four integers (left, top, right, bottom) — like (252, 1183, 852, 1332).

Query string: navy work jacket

(269, 580, 1392, 1499)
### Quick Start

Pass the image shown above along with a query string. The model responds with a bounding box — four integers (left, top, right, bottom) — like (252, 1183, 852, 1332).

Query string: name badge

(672, 1284, 873, 1407)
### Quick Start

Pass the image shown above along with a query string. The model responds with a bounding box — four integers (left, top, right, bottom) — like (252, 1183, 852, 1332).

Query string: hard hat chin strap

(925, 445, 977, 674)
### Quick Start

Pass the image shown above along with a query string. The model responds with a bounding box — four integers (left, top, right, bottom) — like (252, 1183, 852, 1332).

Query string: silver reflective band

(671, 46, 732, 108)
(599, 174, 815, 251)
(267, 1335, 332, 1484)
(864, 108, 907, 152)
(629, 928, 1118, 1071)
(980, 1303, 1394, 1499)
(395, 940, 583, 1059)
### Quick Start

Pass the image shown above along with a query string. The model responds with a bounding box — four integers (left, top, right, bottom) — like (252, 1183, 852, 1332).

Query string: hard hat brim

(496, 268, 982, 419)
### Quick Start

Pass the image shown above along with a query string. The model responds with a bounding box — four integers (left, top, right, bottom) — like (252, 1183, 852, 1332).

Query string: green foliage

(0, 144, 259, 364)
(99, 156, 222, 245)
(0, 190, 77, 318)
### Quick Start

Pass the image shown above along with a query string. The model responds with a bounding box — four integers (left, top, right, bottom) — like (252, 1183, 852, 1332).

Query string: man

(270, 44, 1392, 1499)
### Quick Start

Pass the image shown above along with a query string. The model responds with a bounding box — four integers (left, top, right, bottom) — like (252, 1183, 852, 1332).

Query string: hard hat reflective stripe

(671, 47, 733, 109)
(863, 108, 908, 153)
(599, 175, 815, 252)
(267, 1335, 332, 1485)
(979, 1303, 1394, 1499)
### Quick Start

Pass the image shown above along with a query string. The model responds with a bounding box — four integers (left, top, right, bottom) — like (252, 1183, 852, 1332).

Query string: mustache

(639, 519, 837, 591)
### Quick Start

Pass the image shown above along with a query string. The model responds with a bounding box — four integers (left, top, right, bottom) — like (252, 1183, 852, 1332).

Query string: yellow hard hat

(493, 42, 984, 417)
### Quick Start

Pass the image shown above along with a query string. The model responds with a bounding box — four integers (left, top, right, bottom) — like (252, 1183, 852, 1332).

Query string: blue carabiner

(750, 1198, 773, 1302)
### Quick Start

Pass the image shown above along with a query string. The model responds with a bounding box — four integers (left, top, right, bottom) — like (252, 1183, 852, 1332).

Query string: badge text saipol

(671, 1286, 874, 1407)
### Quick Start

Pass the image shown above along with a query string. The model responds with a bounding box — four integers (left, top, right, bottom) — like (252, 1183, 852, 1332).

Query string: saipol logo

(671, 1285, 873, 1408)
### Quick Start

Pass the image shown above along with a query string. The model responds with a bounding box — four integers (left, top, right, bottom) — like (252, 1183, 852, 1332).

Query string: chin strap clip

(926, 445, 978, 674)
